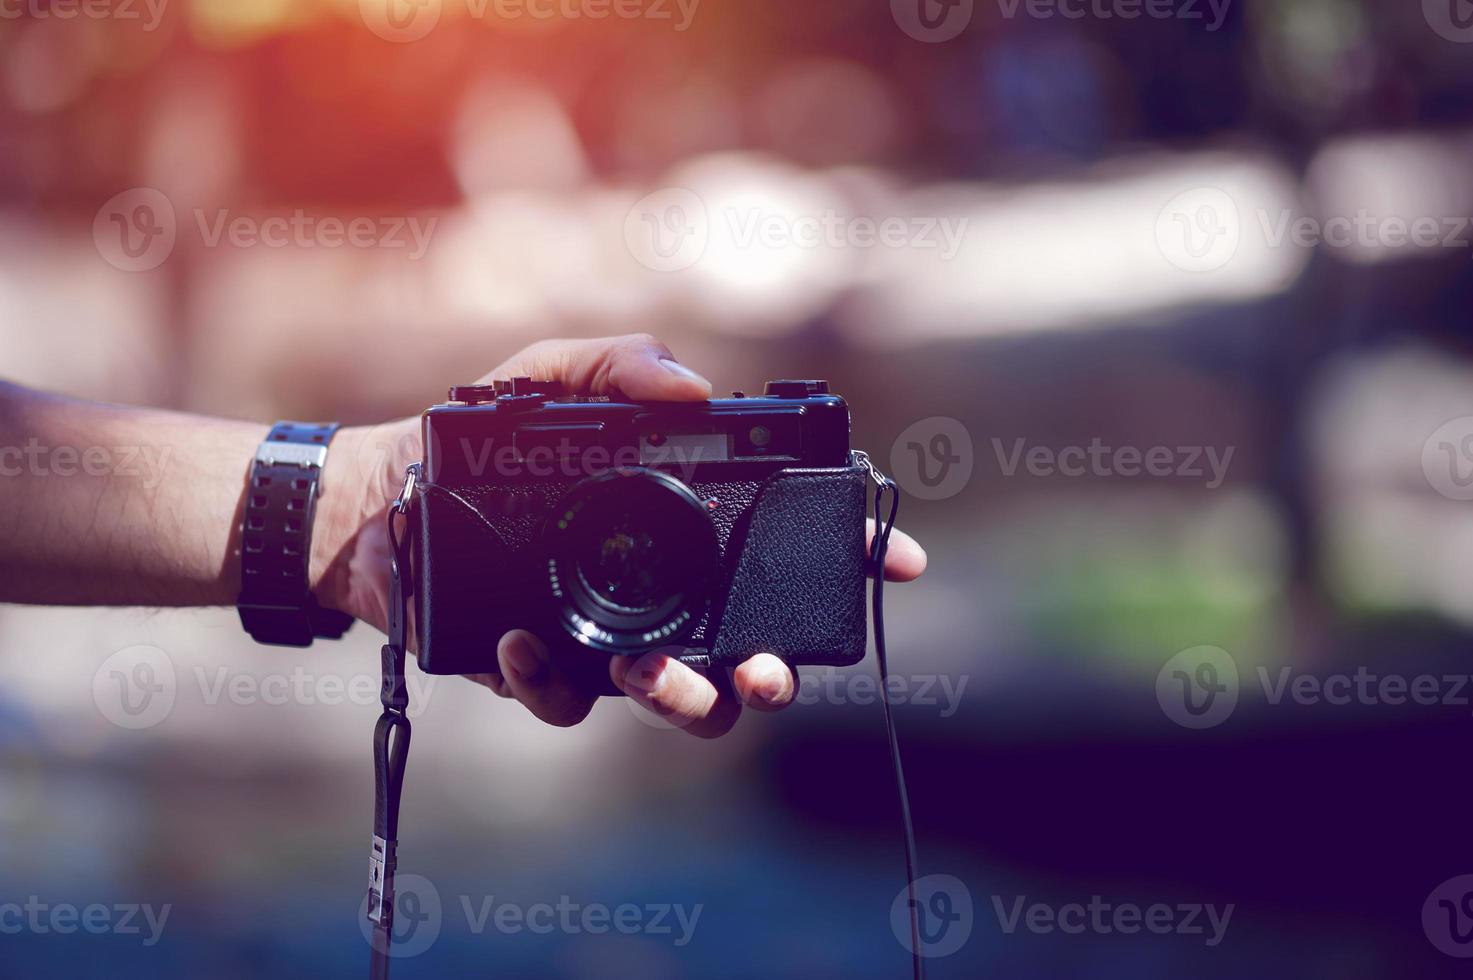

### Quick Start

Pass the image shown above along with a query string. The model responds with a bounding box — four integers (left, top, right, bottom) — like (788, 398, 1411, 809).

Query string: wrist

(310, 425, 370, 615)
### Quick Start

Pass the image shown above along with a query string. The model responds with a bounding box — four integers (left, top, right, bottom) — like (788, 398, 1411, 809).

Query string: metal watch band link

(237, 421, 354, 647)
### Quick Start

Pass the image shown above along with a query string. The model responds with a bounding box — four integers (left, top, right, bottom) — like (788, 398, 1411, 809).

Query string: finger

(480, 334, 712, 401)
(866, 520, 927, 582)
(733, 653, 796, 712)
(496, 630, 597, 727)
(465, 672, 514, 699)
(610, 651, 741, 738)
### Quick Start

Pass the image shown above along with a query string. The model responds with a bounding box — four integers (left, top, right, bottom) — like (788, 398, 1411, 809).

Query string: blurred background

(4, 0, 1473, 976)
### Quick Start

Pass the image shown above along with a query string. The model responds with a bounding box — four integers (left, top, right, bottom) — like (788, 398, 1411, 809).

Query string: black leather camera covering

(411, 462, 868, 679)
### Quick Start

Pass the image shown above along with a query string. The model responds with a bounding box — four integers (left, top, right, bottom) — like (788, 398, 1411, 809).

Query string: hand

(313, 334, 927, 736)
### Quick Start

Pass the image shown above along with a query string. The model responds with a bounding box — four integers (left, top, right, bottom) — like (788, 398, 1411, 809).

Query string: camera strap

(366, 464, 419, 980)
(857, 451, 925, 980)
(366, 458, 923, 980)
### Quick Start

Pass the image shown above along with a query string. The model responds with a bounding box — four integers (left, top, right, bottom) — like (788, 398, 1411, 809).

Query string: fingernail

(500, 633, 543, 683)
(617, 654, 665, 696)
(755, 669, 790, 707)
(659, 359, 712, 392)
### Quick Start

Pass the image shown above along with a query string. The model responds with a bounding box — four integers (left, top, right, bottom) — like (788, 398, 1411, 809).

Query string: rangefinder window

(638, 431, 732, 466)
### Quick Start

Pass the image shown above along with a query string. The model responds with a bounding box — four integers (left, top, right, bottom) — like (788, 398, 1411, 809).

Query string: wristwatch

(237, 421, 354, 647)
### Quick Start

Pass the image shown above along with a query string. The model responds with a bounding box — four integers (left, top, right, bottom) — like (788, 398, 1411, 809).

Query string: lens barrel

(540, 468, 719, 655)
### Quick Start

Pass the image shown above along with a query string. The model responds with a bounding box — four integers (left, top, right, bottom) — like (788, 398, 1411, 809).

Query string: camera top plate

(421, 378, 851, 485)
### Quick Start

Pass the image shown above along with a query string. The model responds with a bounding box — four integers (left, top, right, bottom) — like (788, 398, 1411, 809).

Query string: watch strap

(237, 421, 354, 647)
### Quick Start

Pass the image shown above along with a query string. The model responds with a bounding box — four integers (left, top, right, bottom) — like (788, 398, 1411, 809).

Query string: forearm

(0, 382, 365, 610)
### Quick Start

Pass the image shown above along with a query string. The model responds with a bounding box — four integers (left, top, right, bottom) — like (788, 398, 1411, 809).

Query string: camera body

(410, 378, 869, 683)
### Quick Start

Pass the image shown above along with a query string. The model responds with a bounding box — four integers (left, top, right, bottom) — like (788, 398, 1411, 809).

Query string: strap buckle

(392, 463, 420, 517)
(367, 835, 397, 927)
(852, 449, 890, 489)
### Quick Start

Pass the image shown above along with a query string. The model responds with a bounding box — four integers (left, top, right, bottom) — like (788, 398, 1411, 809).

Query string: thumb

(483, 334, 713, 402)
(610, 347, 713, 402)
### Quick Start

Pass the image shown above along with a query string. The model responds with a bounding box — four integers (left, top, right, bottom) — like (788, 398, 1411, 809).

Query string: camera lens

(540, 468, 718, 654)
(581, 521, 670, 614)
